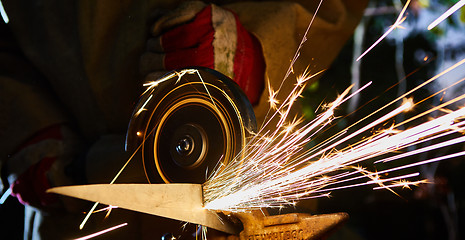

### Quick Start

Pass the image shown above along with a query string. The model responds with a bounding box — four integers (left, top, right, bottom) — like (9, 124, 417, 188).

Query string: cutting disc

(126, 68, 256, 184)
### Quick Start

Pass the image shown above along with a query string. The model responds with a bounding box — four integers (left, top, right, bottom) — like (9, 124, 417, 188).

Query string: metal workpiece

(48, 183, 348, 239)
(232, 210, 348, 240)
(47, 184, 242, 235)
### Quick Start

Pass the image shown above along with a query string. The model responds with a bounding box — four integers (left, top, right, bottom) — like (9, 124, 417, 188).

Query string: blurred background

(301, 0, 465, 239)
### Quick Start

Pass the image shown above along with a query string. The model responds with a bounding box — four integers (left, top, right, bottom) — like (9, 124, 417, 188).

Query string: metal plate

(126, 68, 256, 184)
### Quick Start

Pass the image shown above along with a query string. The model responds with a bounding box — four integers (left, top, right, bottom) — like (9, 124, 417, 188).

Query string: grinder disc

(126, 68, 256, 184)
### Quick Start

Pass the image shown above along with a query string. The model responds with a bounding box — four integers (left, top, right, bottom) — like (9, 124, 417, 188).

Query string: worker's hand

(140, 1, 265, 105)
(6, 125, 83, 209)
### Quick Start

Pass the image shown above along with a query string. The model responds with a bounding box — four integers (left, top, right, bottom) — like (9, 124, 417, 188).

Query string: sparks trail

(428, 0, 465, 30)
(357, 0, 411, 61)
(202, 54, 465, 212)
(74, 223, 128, 240)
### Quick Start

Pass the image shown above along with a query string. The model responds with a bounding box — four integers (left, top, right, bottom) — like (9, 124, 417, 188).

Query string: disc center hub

(176, 135, 194, 156)
(169, 123, 207, 169)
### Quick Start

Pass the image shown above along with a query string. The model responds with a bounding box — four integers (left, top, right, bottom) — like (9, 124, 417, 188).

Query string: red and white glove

(140, 2, 265, 105)
(6, 124, 82, 208)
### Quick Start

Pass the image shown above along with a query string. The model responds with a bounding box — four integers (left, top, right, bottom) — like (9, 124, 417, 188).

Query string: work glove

(140, 1, 265, 105)
(6, 124, 84, 209)
(5, 125, 139, 209)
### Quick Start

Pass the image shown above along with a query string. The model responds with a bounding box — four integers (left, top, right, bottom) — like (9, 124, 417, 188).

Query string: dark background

(302, 1, 465, 239)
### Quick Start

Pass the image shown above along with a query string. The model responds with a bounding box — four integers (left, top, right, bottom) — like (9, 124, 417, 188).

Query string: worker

(0, 0, 367, 239)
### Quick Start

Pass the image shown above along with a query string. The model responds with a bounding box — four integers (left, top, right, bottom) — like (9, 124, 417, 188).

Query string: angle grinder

(125, 67, 256, 184)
